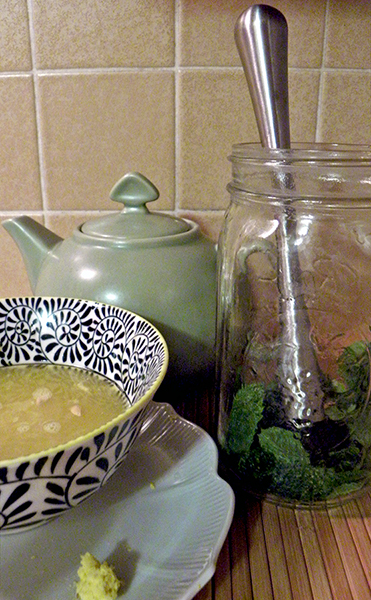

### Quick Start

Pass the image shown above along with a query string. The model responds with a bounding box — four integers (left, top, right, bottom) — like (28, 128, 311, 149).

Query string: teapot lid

(81, 172, 190, 240)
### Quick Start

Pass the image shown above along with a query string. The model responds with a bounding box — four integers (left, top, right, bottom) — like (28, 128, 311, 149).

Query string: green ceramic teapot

(3, 172, 217, 378)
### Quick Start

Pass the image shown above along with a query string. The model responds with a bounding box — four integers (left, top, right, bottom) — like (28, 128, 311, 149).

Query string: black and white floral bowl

(0, 297, 168, 534)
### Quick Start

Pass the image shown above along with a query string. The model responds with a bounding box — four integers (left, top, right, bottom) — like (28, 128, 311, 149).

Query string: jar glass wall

(216, 143, 371, 507)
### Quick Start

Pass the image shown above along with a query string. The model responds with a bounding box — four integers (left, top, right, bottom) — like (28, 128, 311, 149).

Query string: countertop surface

(159, 376, 371, 600)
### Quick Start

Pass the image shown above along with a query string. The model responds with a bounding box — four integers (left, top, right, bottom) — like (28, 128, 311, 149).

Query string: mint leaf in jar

(225, 383, 264, 455)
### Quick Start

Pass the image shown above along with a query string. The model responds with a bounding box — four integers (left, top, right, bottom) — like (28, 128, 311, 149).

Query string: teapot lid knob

(81, 170, 191, 240)
(110, 172, 159, 212)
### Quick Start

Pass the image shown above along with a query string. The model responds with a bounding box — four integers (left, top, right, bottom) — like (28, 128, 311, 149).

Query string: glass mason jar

(216, 143, 371, 507)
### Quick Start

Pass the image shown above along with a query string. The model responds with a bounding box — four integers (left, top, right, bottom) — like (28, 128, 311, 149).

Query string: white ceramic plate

(2, 402, 235, 600)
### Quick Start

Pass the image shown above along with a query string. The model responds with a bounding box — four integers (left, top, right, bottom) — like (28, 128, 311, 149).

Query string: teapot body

(35, 224, 217, 378)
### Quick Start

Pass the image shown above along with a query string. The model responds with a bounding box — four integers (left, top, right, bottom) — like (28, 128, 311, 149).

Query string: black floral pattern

(0, 297, 167, 533)
(0, 297, 166, 402)
(0, 301, 42, 363)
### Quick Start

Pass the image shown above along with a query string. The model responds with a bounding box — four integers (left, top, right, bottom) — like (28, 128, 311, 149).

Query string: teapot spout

(2, 216, 62, 292)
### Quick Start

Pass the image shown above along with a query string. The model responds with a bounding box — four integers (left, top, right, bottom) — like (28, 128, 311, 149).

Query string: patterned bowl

(0, 297, 168, 534)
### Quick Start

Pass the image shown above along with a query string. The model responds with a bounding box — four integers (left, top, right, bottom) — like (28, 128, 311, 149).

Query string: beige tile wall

(0, 0, 370, 296)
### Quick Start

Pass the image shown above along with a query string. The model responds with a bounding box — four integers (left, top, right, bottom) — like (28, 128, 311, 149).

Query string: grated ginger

(75, 552, 122, 600)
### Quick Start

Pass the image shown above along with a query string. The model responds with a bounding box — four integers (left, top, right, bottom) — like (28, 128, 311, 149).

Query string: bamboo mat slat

(312, 509, 354, 600)
(295, 509, 334, 600)
(245, 500, 274, 600)
(342, 500, 371, 590)
(229, 502, 253, 600)
(357, 493, 371, 539)
(213, 531, 233, 600)
(261, 501, 293, 600)
(328, 505, 371, 600)
(277, 506, 314, 599)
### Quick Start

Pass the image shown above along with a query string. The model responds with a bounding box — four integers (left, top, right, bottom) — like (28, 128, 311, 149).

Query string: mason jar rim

(230, 142, 371, 163)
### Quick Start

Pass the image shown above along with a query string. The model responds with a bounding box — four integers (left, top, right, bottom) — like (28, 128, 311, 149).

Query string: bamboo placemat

(193, 493, 371, 600)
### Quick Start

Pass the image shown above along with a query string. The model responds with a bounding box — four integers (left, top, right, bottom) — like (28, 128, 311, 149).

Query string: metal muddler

(235, 4, 326, 427)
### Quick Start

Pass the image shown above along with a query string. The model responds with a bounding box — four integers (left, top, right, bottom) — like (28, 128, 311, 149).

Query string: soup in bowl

(0, 296, 168, 534)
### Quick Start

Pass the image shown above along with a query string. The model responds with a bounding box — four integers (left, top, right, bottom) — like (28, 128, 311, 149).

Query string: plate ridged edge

(140, 401, 235, 600)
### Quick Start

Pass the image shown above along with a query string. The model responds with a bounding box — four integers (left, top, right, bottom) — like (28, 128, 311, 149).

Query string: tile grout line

(174, 0, 181, 215)
(26, 0, 49, 214)
(0, 206, 227, 215)
(0, 65, 370, 79)
(315, 0, 331, 142)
